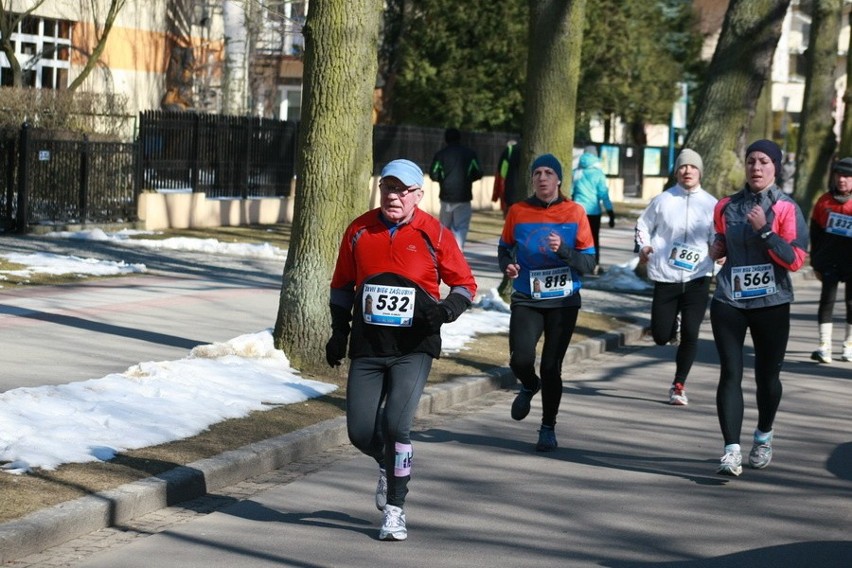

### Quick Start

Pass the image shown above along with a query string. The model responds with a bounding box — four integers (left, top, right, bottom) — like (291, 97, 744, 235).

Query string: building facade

(0, 0, 306, 129)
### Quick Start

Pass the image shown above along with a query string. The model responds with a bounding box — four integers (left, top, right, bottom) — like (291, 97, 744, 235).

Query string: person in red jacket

(326, 158, 476, 541)
(809, 157, 852, 363)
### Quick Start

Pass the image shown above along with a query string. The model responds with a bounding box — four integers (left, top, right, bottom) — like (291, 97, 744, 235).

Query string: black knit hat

(832, 157, 852, 175)
(746, 139, 783, 174)
(530, 153, 563, 182)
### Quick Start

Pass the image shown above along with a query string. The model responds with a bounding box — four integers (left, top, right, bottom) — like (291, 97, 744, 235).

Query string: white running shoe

(811, 345, 832, 364)
(375, 468, 387, 511)
(668, 383, 688, 406)
(842, 344, 852, 362)
(379, 504, 407, 541)
(748, 432, 773, 469)
(717, 449, 743, 476)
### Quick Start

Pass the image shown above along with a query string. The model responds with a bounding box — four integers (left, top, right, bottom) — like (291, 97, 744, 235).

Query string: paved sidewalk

(2, 224, 850, 566)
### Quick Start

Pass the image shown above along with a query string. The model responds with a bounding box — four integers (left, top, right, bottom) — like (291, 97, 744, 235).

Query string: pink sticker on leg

(394, 442, 412, 477)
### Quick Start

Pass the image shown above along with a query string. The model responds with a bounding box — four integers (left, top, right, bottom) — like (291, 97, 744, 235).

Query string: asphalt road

(1, 222, 849, 567)
(52, 276, 852, 568)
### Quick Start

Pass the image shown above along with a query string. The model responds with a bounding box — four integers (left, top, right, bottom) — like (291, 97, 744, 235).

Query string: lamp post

(669, 82, 688, 172)
(781, 95, 790, 153)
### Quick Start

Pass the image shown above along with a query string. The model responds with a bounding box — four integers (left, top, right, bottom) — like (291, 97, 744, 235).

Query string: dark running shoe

(535, 425, 558, 452)
(511, 386, 537, 421)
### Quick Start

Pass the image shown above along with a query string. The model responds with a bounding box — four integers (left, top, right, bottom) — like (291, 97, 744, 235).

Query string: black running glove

(326, 303, 351, 367)
(423, 302, 450, 333)
(325, 331, 348, 367)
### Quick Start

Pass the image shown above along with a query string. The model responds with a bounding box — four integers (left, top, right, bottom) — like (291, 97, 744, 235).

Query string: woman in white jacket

(634, 149, 718, 405)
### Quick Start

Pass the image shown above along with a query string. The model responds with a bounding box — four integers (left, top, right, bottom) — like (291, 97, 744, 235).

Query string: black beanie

(746, 139, 783, 175)
(832, 157, 852, 175)
(530, 153, 563, 182)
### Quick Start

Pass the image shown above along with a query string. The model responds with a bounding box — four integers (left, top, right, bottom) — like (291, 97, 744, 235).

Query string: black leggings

(710, 300, 789, 445)
(509, 304, 579, 427)
(650, 277, 711, 385)
(346, 352, 432, 508)
(587, 214, 602, 265)
(817, 276, 852, 324)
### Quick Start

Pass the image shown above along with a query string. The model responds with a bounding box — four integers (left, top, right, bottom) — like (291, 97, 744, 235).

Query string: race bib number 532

(362, 283, 415, 327)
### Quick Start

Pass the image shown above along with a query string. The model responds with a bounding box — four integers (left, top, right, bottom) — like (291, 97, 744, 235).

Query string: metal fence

(138, 111, 299, 198)
(372, 124, 513, 177)
(0, 114, 519, 233)
(137, 114, 514, 198)
(0, 125, 137, 232)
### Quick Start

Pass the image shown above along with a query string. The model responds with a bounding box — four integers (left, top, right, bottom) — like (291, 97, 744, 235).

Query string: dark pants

(587, 214, 602, 265)
(346, 352, 432, 508)
(509, 304, 579, 427)
(817, 275, 852, 324)
(710, 300, 789, 445)
(650, 277, 711, 385)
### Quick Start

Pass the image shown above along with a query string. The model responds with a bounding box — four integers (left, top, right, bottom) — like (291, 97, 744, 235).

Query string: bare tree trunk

(222, 0, 249, 114)
(837, 8, 852, 157)
(682, 0, 790, 197)
(273, 0, 382, 374)
(795, 0, 843, 215)
(518, 0, 586, 194)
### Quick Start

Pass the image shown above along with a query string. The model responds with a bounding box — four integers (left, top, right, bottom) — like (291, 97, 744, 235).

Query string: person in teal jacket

(571, 152, 615, 272)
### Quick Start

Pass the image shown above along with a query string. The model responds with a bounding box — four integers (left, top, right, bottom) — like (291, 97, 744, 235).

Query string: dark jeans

(710, 300, 789, 445)
(509, 303, 579, 427)
(346, 352, 432, 507)
(650, 277, 711, 385)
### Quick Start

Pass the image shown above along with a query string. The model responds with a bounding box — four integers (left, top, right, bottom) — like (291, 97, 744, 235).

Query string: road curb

(0, 323, 644, 563)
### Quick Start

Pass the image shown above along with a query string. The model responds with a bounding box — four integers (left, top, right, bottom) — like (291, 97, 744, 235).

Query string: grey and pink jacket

(712, 184, 808, 309)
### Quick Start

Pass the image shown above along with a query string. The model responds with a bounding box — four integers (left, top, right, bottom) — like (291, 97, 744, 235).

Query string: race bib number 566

(731, 264, 776, 299)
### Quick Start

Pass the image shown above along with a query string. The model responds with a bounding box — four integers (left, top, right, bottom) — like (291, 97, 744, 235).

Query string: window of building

(278, 86, 301, 121)
(1, 13, 72, 89)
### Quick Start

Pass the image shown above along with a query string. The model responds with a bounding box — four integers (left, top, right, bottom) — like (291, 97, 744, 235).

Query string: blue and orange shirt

(498, 195, 596, 307)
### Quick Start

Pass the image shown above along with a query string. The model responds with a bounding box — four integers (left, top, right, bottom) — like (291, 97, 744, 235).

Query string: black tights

(650, 277, 711, 384)
(587, 214, 602, 265)
(509, 304, 579, 427)
(710, 300, 789, 445)
(817, 276, 852, 324)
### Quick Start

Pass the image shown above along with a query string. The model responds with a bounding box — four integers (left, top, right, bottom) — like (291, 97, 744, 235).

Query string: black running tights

(587, 214, 602, 265)
(346, 352, 432, 508)
(817, 276, 852, 324)
(509, 304, 579, 427)
(650, 277, 711, 384)
(710, 300, 789, 445)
